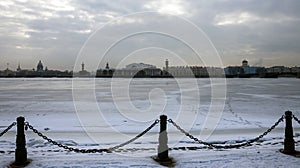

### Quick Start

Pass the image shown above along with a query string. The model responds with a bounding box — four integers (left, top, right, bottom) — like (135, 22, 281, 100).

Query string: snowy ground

(0, 78, 300, 167)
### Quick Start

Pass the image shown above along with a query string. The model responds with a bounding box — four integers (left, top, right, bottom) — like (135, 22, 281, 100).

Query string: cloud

(143, 0, 191, 16)
(214, 11, 300, 26)
(215, 12, 259, 26)
(0, 0, 300, 70)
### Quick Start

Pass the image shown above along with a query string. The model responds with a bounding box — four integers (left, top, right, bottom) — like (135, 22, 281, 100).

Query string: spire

(17, 63, 21, 71)
(106, 62, 109, 69)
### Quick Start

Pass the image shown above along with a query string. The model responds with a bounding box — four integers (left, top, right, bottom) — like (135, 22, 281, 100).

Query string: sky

(0, 0, 300, 71)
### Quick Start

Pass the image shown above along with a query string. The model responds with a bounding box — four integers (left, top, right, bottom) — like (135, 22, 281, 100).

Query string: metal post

(283, 111, 295, 154)
(158, 115, 169, 161)
(14, 116, 28, 165)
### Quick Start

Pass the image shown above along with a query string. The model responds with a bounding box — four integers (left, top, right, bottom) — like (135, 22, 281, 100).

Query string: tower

(105, 62, 109, 69)
(37, 60, 44, 72)
(81, 62, 85, 71)
(17, 63, 21, 71)
(165, 59, 169, 72)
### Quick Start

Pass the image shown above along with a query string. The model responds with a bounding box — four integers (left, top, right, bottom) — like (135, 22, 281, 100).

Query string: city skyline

(2, 58, 300, 72)
(1, 58, 299, 78)
(1, 1, 300, 70)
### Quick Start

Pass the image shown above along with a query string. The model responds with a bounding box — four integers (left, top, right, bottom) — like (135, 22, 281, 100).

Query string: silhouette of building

(242, 60, 249, 67)
(96, 62, 115, 77)
(1, 59, 299, 78)
(162, 59, 224, 77)
(81, 62, 85, 71)
(78, 62, 91, 76)
(166, 66, 193, 77)
(165, 59, 169, 75)
(105, 62, 110, 69)
(1, 63, 15, 77)
(0, 60, 72, 77)
(37, 60, 44, 72)
(225, 60, 265, 77)
(17, 64, 21, 71)
(117, 63, 161, 77)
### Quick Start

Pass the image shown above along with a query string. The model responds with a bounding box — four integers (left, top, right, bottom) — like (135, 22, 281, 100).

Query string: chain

(0, 122, 16, 137)
(25, 119, 159, 153)
(25, 122, 109, 153)
(168, 115, 285, 149)
(170, 146, 209, 151)
(167, 119, 216, 148)
(293, 115, 300, 125)
(108, 119, 159, 151)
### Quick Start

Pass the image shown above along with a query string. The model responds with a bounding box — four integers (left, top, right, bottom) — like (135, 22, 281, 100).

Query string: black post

(283, 111, 295, 154)
(158, 115, 169, 161)
(14, 116, 27, 166)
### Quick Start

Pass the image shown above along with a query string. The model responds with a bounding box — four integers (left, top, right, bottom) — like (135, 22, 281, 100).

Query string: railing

(0, 111, 299, 167)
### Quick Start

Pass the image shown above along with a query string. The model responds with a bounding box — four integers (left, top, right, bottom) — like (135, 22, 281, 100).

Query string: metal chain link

(168, 115, 285, 149)
(25, 122, 108, 153)
(25, 119, 159, 153)
(0, 122, 16, 137)
(293, 115, 300, 125)
(108, 119, 159, 151)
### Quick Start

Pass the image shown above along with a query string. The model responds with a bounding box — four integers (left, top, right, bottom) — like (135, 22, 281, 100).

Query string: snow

(0, 78, 300, 167)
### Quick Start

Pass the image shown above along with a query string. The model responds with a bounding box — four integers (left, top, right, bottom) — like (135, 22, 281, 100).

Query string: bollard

(14, 116, 28, 166)
(157, 115, 169, 161)
(283, 111, 295, 154)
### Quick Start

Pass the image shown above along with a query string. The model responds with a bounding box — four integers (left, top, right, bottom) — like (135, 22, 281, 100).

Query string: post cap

(160, 115, 167, 120)
(285, 111, 292, 116)
(17, 116, 25, 121)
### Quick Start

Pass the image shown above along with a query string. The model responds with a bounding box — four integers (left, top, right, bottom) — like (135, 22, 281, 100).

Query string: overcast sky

(1, 0, 300, 71)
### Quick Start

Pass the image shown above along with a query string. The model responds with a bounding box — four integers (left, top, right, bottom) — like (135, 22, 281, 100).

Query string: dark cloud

(0, 0, 299, 70)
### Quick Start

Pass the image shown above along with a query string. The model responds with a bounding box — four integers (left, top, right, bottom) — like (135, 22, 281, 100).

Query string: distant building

(1, 63, 15, 77)
(17, 64, 21, 71)
(225, 59, 264, 77)
(124, 63, 156, 69)
(96, 62, 115, 77)
(206, 67, 224, 77)
(190, 66, 209, 77)
(98, 62, 162, 77)
(78, 62, 91, 76)
(243, 66, 262, 75)
(164, 59, 169, 76)
(37, 60, 44, 72)
(0, 60, 73, 77)
(165, 66, 193, 77)
(291, 66, 300, 73)
(113, 63, 161, 77)
(15, 69, 35, 77)
(2, 69, 15, 77)
(224, 66, 244, 77)
(242, 60, 249, 67)
(163, 59, 223, 78)
(264, 66, 298, 77)
(266, 66, 291, 73)
(1, 59, 298, 78)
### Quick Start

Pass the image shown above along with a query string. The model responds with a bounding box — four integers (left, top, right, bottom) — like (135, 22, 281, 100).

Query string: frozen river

(0, 78, 300, 167)
(1, 77, 299, 140)
(0, 78, 299, 131)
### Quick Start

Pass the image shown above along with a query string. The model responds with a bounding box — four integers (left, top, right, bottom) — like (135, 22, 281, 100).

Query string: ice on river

(0, 78, 300, 167)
